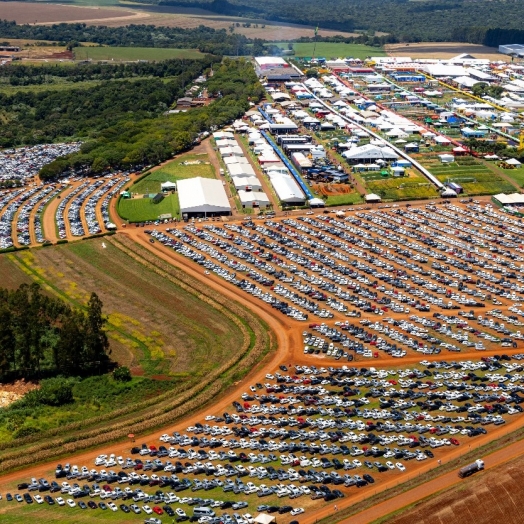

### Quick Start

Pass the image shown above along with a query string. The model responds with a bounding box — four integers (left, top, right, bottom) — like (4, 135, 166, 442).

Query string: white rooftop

(178, 177, 231, 214)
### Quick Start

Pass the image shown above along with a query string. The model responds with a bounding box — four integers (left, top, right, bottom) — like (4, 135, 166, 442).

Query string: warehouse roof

(178, 177, 231, 214)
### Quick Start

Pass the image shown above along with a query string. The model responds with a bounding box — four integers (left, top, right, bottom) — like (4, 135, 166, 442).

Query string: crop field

(275, 42, 386, 59)
(366, 176, 439, 201)
(420, 158, 516, 196)
(385, 42, 510, 61)
(387, 451, 524, 524)
(73, 46, 204, 61)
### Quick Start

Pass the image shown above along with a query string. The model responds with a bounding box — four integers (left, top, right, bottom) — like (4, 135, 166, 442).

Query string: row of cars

(11, 356, 524, 523)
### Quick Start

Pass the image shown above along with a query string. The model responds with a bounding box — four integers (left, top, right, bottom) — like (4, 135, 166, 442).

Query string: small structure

(447, 182, 463, 194)
(152, 193, 164, 204)
(506, 158, 522, 168)
(439, 154, 455, 163)
(254, 514, 276, 524)
(365, 193, 382, 203)
(238, 189, 271, 209)
(161, 181, 177, 191)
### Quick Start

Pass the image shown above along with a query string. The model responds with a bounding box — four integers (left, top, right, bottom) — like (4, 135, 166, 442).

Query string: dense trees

(151, 0, 524, 42)
(0, 283, 111, 380)
(39, 58, 263, 178)
(0, 20, 252, 55)
(0, 57, 214, 148)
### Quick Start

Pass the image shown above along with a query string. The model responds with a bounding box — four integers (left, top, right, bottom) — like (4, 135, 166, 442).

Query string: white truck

(458, 459, 484, 478)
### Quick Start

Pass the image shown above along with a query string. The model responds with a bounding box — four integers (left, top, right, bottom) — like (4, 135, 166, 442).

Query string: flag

(314, 26, 319, 36)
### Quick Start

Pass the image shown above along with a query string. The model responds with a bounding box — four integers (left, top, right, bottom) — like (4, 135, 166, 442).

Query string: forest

(152, 0, 524, 42)
(39, 58, 264, 178)
(0, 283, 111, 381)
(0, 20, 252, 55)
(0, 56, 214, 147)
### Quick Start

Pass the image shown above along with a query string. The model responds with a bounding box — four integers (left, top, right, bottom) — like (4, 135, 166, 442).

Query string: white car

(56, 497, 65, 506)
(34, 495, 44, 504)
(291, 508, 305, 516)
(66, 499, 76, 508)
(143, 505, 153, 514)
(107, 502, 118, 512)
(396, 462, 406, 472)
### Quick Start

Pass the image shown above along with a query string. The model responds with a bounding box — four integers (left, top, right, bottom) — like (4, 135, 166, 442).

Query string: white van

(193, 507, 216, 518)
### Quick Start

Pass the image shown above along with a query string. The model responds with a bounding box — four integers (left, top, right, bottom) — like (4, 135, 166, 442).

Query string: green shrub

(113, 366, 132, 382)
(14, 426, 41, 439)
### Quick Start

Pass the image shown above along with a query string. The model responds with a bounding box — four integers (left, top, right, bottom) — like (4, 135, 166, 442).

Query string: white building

(178, 177, 231, 217)
(238, 190, 271, 209)
(267, 172, 305, 205)
(231, 176, 262, 191)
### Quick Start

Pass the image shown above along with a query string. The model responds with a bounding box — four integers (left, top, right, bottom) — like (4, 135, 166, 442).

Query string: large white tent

(267, 172, 305, 204)
(342, 144, 398, 162)
(228, 163, 256, 178)
(178, 177, 231, 217)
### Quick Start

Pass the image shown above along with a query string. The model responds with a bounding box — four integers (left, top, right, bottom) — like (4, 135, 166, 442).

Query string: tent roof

(178, 177, 231, 213)
(254, 514, 276, 524)
(267, 172, 305, 202)
(494, 193, 524, 204)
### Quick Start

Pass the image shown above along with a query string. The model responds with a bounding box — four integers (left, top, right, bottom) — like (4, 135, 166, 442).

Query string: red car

(450, 438, 460, 446)
(153, 506, 163, 515)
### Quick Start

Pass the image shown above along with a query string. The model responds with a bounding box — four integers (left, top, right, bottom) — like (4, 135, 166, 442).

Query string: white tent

(161, 181, 177, 191)
(439, 154, 455, 163)
(238, 190, 271, 208)
(267, 172, 305, 204)
(343, 144, 398, 162)
(506, 158, 522, 167)
(228, 163, 256, 178)
(254, 514, 276, 524)
(365, 193, 382, 202)
(178, 177, 231, 216)
(232, 176, 262, 191)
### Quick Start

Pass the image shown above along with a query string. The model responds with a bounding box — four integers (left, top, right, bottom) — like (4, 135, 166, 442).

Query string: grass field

(131, 154, 216, 194)
(324, 192, 363, 206)
(118, 194, 180, 222)
(0, 237, 246, 443)
(366, 177, 439, 201)
(275, 42, 386, 59)
(73, 46, 204, 61)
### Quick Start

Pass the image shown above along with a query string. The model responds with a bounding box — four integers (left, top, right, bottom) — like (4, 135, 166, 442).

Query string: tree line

(154, 0, 524, 43)
(0, 58, 216, 87)
(0, 283, 111, 381)
(39, 58, 264, 178)
(0, 20, 252, 55)
(0, 56, 214, 148)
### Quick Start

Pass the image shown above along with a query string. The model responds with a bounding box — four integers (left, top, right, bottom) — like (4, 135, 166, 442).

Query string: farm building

(267, 172, 305, 205)
(238, 190, 271, 209)
(423, 64, 468, 77)
(178, 177, 231, 218)
(493, 193, 524, 206)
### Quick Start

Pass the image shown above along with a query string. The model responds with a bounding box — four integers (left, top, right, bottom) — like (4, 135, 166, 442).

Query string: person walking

(334, 504, 338, 511)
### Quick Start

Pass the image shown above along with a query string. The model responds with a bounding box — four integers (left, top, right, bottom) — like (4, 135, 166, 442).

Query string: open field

(385, 42, 509, 61)
(0, 1, 138, 24)
(274, 42, 386, 59)
(118, 194, 180, 222)
(386, 450, 524, 524)
(73, 46, 204, 61)
(0, 1, 358, 40)
(6, 239, 244, 377)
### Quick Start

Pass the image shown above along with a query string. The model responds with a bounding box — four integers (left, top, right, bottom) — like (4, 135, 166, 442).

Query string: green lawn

(118, 194, 180, 222)
(73, 46, 204, 61)
(131, 155, 216, 195)
(273, 42, 385, 59)
(325, 192, 363, 206)
(496, 167, 524, 187)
